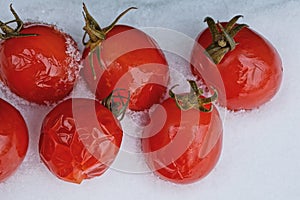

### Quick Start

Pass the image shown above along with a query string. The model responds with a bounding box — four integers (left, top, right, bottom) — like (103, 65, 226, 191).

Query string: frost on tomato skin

(39, 98, 123, 184)
(191, 17, 283, 111)
(0, 23, 81, 105)
(82, 5, 169, 112)
(0, 98, 29, 182)
(142, 94, 223, 184)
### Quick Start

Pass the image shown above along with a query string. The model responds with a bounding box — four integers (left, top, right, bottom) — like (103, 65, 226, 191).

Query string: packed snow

(0, 0, 299, 200)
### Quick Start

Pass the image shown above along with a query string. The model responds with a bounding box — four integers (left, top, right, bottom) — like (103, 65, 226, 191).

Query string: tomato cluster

(0, 3, 282, 185)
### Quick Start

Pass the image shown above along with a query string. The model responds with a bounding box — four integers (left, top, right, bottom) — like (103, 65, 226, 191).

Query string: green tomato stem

(169, 80, 217, 112)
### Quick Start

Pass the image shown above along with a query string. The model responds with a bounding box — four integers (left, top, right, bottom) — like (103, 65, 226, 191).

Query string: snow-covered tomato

(0, 98, 28, 182)
(142, 81, 222, 184)
(0, 5, 81, 104)
(39, 98, 123, 184)
(191, 16, 283, 111)
(82, 3, 169, 111)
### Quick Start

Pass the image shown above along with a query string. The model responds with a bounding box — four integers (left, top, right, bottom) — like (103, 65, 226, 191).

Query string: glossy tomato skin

(39, 98, 123, 184)
(0, 23, 81, 104)
(0, 99, 29, 182)
(83, 25, 169, 111)
(142, 98, 223, 184)
(191, 23, 283, 111)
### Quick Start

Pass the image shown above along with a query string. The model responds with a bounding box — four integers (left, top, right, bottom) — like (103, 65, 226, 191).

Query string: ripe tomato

(141, 81, 223, 184)
(82, 4, 169, 111)
(39, 98, 123, 184)
(0, 98, 29, 182)
(0, 5, 81, 104)
(190, 16, 283, 111)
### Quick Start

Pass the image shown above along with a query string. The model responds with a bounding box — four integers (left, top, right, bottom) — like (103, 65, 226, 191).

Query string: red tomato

(191, 16, 283, 111)
(141, 82, 223, 184)
(0, 98, 29, 182)
(39, 98, 123, 184)
(82, 4, 169, 111)
(0, 6, 81, 104)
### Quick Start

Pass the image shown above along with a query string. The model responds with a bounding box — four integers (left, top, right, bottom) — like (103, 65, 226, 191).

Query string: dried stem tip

(0, 4, 37, 40)
(82, 3, 137, 51)
(204, 15, 248, 64)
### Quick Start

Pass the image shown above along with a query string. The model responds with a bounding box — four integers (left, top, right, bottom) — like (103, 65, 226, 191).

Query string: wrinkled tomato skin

(39, 98, 123, 184)
(142, 98, 223, 184)
(191, 23, 283, 111)
(83, 25, 169, 111)
(0, 23, 81, 104)
(0, 99, 29, 182)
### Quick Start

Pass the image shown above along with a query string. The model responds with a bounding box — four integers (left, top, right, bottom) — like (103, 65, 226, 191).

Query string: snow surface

(1, 0, 300, 200)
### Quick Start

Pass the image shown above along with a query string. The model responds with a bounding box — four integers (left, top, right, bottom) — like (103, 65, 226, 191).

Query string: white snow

(0, 0, 299, 200)
(65, 37, 82, 82)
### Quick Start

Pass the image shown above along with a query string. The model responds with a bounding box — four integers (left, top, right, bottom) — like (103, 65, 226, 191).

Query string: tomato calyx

(169, 80, 217, 112)
(82, 3, 137, 51)
(0, 4, 37, 40)
(82, 3, 136, 80)
(102, 88, 130, 120)
(204, 15, 248, 64)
